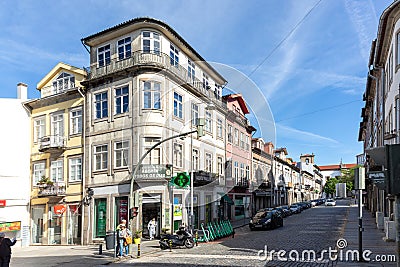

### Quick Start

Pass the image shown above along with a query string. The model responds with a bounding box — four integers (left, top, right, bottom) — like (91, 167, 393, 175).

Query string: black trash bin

(105, 231, 115, 250)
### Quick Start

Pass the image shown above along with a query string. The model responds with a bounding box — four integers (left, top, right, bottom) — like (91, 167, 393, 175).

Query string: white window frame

(205, 152, 212, 173)
(51, 113, 64, 137)
(205, 111, 212, 133)
(144, 137, 161, 165)
(217, 118, 223, 138)
(52, 72, 75, 93)
(50, 160, 63, 182)
(69, 157, 82, 182)
(192, 148, 199, 171)
(70, 108, 82, 135)
(34, 116, 46, 143)
(173, 92, 183, 119)
(191, 103, 199, 126)
(173, 143, 183, 168)
(170, 44, 179, 67)
(115, 86, 129, 114)
(143, 81, 161, 110)
(217, 156, 223, 176)
(188, 60, 195, 81)
(227, 124, 233, 143)
(203, 73, 209, 90)
(114, 141, 129, 168)
(94, 144, 108, 171)
(142, 31, 160, 54)
(94, 91, 108, 119)
(118, 37, 131, 60)
(98, 44, 111, 67)
(33, 162, 45, 185)
(234, 128, 239, 146)
(234, 161, 239, 181)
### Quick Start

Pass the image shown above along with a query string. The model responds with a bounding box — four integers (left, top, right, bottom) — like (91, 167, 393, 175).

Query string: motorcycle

(159, 227, 195, 249)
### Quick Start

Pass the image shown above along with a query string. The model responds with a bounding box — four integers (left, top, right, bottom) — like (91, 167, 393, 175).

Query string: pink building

(223, 94, 256, 221)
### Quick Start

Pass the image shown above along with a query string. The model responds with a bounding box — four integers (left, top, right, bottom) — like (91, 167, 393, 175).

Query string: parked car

(281, 205, 293, 216)
(249, 210, 283, 230)
(273, 207, 288, 218)
(325, 199, 336, 206)
(289, 204, 301, 214)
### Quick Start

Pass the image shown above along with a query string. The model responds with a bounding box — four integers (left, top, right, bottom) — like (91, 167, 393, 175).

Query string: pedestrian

(116, 219, 127, 257)
(147, 218, 157, 240)
(118, 223, 131, 257)
(0, 232, 17, 267)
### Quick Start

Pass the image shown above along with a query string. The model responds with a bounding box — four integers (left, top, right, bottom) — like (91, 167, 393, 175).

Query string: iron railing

(39, 135, 66, 152)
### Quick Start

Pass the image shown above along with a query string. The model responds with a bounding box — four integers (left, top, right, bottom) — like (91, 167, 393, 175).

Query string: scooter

(159, 227, 195, 249)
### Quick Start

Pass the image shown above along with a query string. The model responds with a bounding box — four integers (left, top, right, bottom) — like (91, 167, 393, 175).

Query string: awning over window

(218, 193, 234, 205)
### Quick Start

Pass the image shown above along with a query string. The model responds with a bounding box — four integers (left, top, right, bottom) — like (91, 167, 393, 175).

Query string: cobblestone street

(112, 200, 349, 266)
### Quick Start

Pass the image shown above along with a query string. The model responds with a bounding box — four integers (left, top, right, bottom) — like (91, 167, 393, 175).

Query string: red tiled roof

(319, 163, 357, 171)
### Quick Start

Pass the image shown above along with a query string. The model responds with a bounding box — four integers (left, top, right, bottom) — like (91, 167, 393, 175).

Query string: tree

(341, 166, 359, 192)
(324, 177, 338, 196)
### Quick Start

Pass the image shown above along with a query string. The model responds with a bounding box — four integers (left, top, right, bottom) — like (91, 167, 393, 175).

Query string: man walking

(0, 232, 17, 267)
(147, 218, 157, 240)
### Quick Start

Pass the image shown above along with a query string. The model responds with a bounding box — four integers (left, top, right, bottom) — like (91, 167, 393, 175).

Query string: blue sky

(0, 0, 393, 165)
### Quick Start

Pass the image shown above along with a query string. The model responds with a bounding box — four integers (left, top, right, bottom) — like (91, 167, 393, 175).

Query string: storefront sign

(136, 164, 170, 180)
(53, 205, 66, 215)
(368, 171, 385, 190)
(0, 200, 6, 207)
(0, 221, 21, 232)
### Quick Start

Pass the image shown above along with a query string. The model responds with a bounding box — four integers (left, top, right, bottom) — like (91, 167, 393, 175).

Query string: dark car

(281, 205, 293, 216)
(273, 207, 287, 217)
(249, 210, 283, 230)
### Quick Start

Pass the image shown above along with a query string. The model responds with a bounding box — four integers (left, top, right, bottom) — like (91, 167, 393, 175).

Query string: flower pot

(133, 238, 141, 244)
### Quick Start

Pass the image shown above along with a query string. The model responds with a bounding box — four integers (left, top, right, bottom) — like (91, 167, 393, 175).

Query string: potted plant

(133, 230, 142, 244)
(38, 176, 53, 187)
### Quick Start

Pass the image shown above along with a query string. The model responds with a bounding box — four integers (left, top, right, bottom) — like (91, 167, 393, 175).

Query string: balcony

(84, 51, 224, 105)
(235, 177, 249, 188)
(39, 135, 66, 152)
(38, 182, 66, 197)
(40, 82, 77, 98)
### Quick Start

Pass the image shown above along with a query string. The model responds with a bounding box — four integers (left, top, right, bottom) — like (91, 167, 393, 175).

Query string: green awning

(218, 193, 234, 205)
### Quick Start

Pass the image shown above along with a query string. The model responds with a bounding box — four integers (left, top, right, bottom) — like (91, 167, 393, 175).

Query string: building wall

(0, 93, 30, 247)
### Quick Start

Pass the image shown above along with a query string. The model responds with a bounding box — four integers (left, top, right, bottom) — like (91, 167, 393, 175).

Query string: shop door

(142, 194, 161, 238)
(67, 205, 81, 245)
(31, 207, 45, 244)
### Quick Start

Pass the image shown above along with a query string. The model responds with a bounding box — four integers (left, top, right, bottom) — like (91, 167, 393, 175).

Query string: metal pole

(395, 196, 400, 267)
(190, 132, 194, 234)
(358, 188, 363, 261)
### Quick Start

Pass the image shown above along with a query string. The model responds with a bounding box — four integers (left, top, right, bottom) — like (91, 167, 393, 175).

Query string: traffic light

(172, 172, 190, 188)
(196, 118, 205, 138)
(130, 207, 139, 219)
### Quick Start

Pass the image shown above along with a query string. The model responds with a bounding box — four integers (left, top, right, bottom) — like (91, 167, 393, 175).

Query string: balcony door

(51, 113, 64, 144)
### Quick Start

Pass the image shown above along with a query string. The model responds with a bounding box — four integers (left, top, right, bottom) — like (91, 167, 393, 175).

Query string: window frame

(192, 148, 199, 171)
(97, 44, 111, 67)
(188, 59, 195, 81)
(70, 107, 82, 136)
(191, 103, 199, 126)
(33, 116, 46, 143)
(205, 111, 212, 133)
(94, 91, 108, 120)
(217, 118, 223, 138)
(170, 44, 179, 67)
(143, 137, 161, 165)
(69, 156, 82, 182)
(173, 92, 183, 119)
(50, 160, 63, 183)
(173, 142, 183, 168)
(33, 161, 46, 185)
(142, 31, 160, 54)
(114, 140, 129, 168)
(117, 37, 132, 60)
(205, 152, 212, 173)
(142, 81, 161, 110)
(114, 86, 129, 115)
(94, 144, 108, 171)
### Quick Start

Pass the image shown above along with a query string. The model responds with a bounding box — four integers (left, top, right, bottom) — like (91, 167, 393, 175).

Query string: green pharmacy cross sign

(172, 172, 190, 188)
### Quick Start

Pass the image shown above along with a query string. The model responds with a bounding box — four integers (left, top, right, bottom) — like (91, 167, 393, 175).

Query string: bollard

(195, 231, 198, 246)
(99, 244, 103, 255)
(232, 230, 235, 238)
(137, 243, 141, 258)
(169, 240, 173, 252)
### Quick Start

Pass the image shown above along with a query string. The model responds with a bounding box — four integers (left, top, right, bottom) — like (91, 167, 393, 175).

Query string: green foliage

(324, 177, 338, 195)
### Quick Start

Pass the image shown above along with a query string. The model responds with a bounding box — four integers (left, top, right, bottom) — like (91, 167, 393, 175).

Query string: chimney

(17, 83, 28, 100)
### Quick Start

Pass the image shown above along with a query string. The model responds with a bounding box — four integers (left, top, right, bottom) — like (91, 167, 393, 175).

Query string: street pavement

(9, 199, 397, 266)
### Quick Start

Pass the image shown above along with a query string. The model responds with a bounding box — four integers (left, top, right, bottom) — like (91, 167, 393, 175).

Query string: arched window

(53, 72, 75, 93)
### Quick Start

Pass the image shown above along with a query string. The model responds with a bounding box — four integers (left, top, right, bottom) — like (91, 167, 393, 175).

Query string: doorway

(142, 194, 161, 238)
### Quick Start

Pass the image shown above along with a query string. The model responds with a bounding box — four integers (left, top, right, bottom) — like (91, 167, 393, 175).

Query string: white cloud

(277, 123, 340, 145)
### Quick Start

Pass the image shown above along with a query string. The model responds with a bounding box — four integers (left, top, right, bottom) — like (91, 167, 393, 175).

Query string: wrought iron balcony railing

(39, 135, 66, 152)
(84, 51, 224, 105)
(37, 182, 66, 197)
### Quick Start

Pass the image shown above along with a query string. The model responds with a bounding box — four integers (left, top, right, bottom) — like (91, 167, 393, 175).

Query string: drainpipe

(77, 87, 86, 245)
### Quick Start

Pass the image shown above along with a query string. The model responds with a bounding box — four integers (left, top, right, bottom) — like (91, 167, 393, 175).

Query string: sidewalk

(337, 203, 397, 266)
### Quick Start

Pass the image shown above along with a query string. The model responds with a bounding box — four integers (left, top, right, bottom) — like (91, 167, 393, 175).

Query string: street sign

(135, 164, 172, 181)
(172, 172, 190, 188)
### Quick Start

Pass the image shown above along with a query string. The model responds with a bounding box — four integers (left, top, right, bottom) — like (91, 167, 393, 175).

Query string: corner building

(81, 18, 227, 243)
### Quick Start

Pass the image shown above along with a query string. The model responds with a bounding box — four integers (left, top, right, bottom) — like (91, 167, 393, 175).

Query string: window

(246, 165, 250, 179)
(94, 145, 108, 171)
(227, 124, 232, 143)
(205, 111, 212, 133)
(173, 92, 183, 119)
(70, 108, 82, 135)
(52, 73, 75, 93)
(214, 85, 221, 100)
(397, 32, 400, 66)
(95, 92, 108, 119)
(205, 153, 212, 172)
(170, 44, 179, 67)
(188, 60, 195, 80)
(51, 113, 64, 136)
(144, 137, 161, 164)
(245, 135, 249, 151)
(234, 128, 239, 145)
(174, 143, 183, 168)
(115, 86, 129, 114)
(143, 81, 161, 109)
(389, 49, 393, 86)
(217, 118, 223, 138)
(50, 160, 63, 182)
(192, 149, 199, 170)
(34, 117, 46, 143)
(240, 132, 244, 149)
(191, 103, 199, 126)
(142, 31, 160, 54)
(33, 162, 45, 184)
(234, 161, 239, 180)
(203, 73, 209, 90)
(118, 37, 131, 60)
(98, 44, 111, 67)
(217, 156, 223, 176)
(115, 141, 129, 168)
(69, 157, 82, 182)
